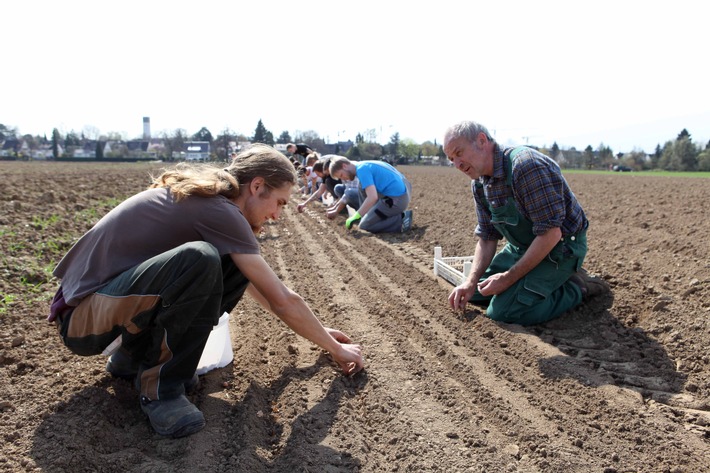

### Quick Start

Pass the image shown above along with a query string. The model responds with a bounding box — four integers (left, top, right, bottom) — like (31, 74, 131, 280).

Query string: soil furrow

(3, 163, 710, 473)
(281, 205, 559, 469)
(284, 191, 710, 471)
(283, 204, 641, 469)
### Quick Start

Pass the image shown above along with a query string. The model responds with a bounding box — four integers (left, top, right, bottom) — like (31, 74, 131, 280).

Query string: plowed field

(1, 161, 709, 472)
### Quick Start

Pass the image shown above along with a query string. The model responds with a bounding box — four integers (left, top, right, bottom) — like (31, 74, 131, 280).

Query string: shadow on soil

(226, 356, 368, 471)
(462, 288, 688, 402)
(30, 355, 368, 472)
(344, 224, 428, 241)
(529, 291, 688, 400)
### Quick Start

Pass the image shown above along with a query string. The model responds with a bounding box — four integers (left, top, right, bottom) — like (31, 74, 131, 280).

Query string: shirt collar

(480, 143, 507, 185)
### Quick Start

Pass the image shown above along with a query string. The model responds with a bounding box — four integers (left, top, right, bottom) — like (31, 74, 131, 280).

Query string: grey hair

(444, 121, 495, 146)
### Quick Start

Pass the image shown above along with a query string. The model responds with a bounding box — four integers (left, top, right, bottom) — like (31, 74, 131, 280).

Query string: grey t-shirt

(54, 187, 260, 306)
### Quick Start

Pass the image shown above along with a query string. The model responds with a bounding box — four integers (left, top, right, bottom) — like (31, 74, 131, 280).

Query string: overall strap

(503, 146, 528, 186)
(474, 146, 529, 208)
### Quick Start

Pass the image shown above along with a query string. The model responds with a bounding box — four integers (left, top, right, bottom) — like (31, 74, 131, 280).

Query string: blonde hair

(305, 152, 320, 166)
(150, 144, 297, 201)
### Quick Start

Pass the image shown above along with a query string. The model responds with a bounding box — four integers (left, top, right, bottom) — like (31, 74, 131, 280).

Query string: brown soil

(1, 161, 709, 472)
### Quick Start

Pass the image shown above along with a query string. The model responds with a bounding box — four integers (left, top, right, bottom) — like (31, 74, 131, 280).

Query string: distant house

(103, 140, 127, 158)
(0, 139, 19, 158)
(72, 141, 98, 158)
(184, 141, 210, 161)
(31, 144, 55, 160)
(102, 139, 153, 159)
(425, 155, 443, 165)
(18, 140, 30, 158)
(556, 151, 567, 166)
(1, 139, 39, 159)
(147, 139, 166, 159)
(65, 146, 81, 158)
(320, 140, 354, 156)
(126, 140, 150, 158)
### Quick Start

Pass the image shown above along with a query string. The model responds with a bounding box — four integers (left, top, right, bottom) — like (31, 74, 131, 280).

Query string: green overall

(470, 148, 587, 325)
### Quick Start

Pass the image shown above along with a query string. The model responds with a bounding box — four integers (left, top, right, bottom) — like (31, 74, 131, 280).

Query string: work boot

(108, 350, 200, 392)
(140, 394, 205, 438)
(569, 269, 609, 299)
(401, 209, 413, 233)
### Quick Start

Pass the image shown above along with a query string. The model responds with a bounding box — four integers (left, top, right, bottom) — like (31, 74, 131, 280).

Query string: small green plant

(32, 240, 63, 262)
(0, 293, 17, 314)
(103, 197, 123, 208)
(9, 241, 25, 252)
(46, 240, 60, 253)
(20, 276, 44, 293)
(76, 207, 99, 223)
(42, 261, 57, 281)
(31, 214, 61, 230)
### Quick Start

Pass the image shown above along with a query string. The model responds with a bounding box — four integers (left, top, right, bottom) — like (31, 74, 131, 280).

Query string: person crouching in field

(303, 153, 321, 196)
(296, 156, 345, 213)
(329, 156, 413, 233)
(286, 142, 314, 166)
(48, 144, 364, 438)
(443, 120, 608, 325)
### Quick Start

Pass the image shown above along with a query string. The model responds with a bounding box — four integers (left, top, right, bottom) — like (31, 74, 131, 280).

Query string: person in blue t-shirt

(329, 157, 413, 233)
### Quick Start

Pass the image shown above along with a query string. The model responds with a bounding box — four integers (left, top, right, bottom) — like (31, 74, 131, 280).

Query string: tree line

(1, 121, 708, 171)
(538, 129, 710, 172)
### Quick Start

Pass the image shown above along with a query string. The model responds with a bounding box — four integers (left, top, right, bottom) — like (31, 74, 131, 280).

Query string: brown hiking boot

(569, 269, 609, 299)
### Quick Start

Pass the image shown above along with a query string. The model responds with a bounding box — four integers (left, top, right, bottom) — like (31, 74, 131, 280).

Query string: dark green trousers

(470, 233, 586, 325)
(59, 241, 248, 400)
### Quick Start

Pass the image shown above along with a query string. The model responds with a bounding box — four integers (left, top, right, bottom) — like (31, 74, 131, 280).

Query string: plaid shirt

(473, 145, 587, 240)
(345, 177, 359, 190)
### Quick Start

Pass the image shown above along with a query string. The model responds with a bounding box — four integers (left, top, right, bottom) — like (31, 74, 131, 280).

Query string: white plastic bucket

(196, 312, 234, 375)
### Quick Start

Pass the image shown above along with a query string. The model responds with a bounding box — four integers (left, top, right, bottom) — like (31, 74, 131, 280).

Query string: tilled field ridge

(0, 162, 708, 472)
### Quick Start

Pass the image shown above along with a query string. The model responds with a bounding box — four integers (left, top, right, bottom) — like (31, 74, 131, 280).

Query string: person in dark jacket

(286, 142, 314, 166)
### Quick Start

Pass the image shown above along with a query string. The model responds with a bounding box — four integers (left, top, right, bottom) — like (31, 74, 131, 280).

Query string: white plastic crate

(433, 246, 474, 286)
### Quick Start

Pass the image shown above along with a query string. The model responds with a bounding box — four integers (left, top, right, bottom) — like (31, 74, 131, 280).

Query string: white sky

(3, 0, 708, 153)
